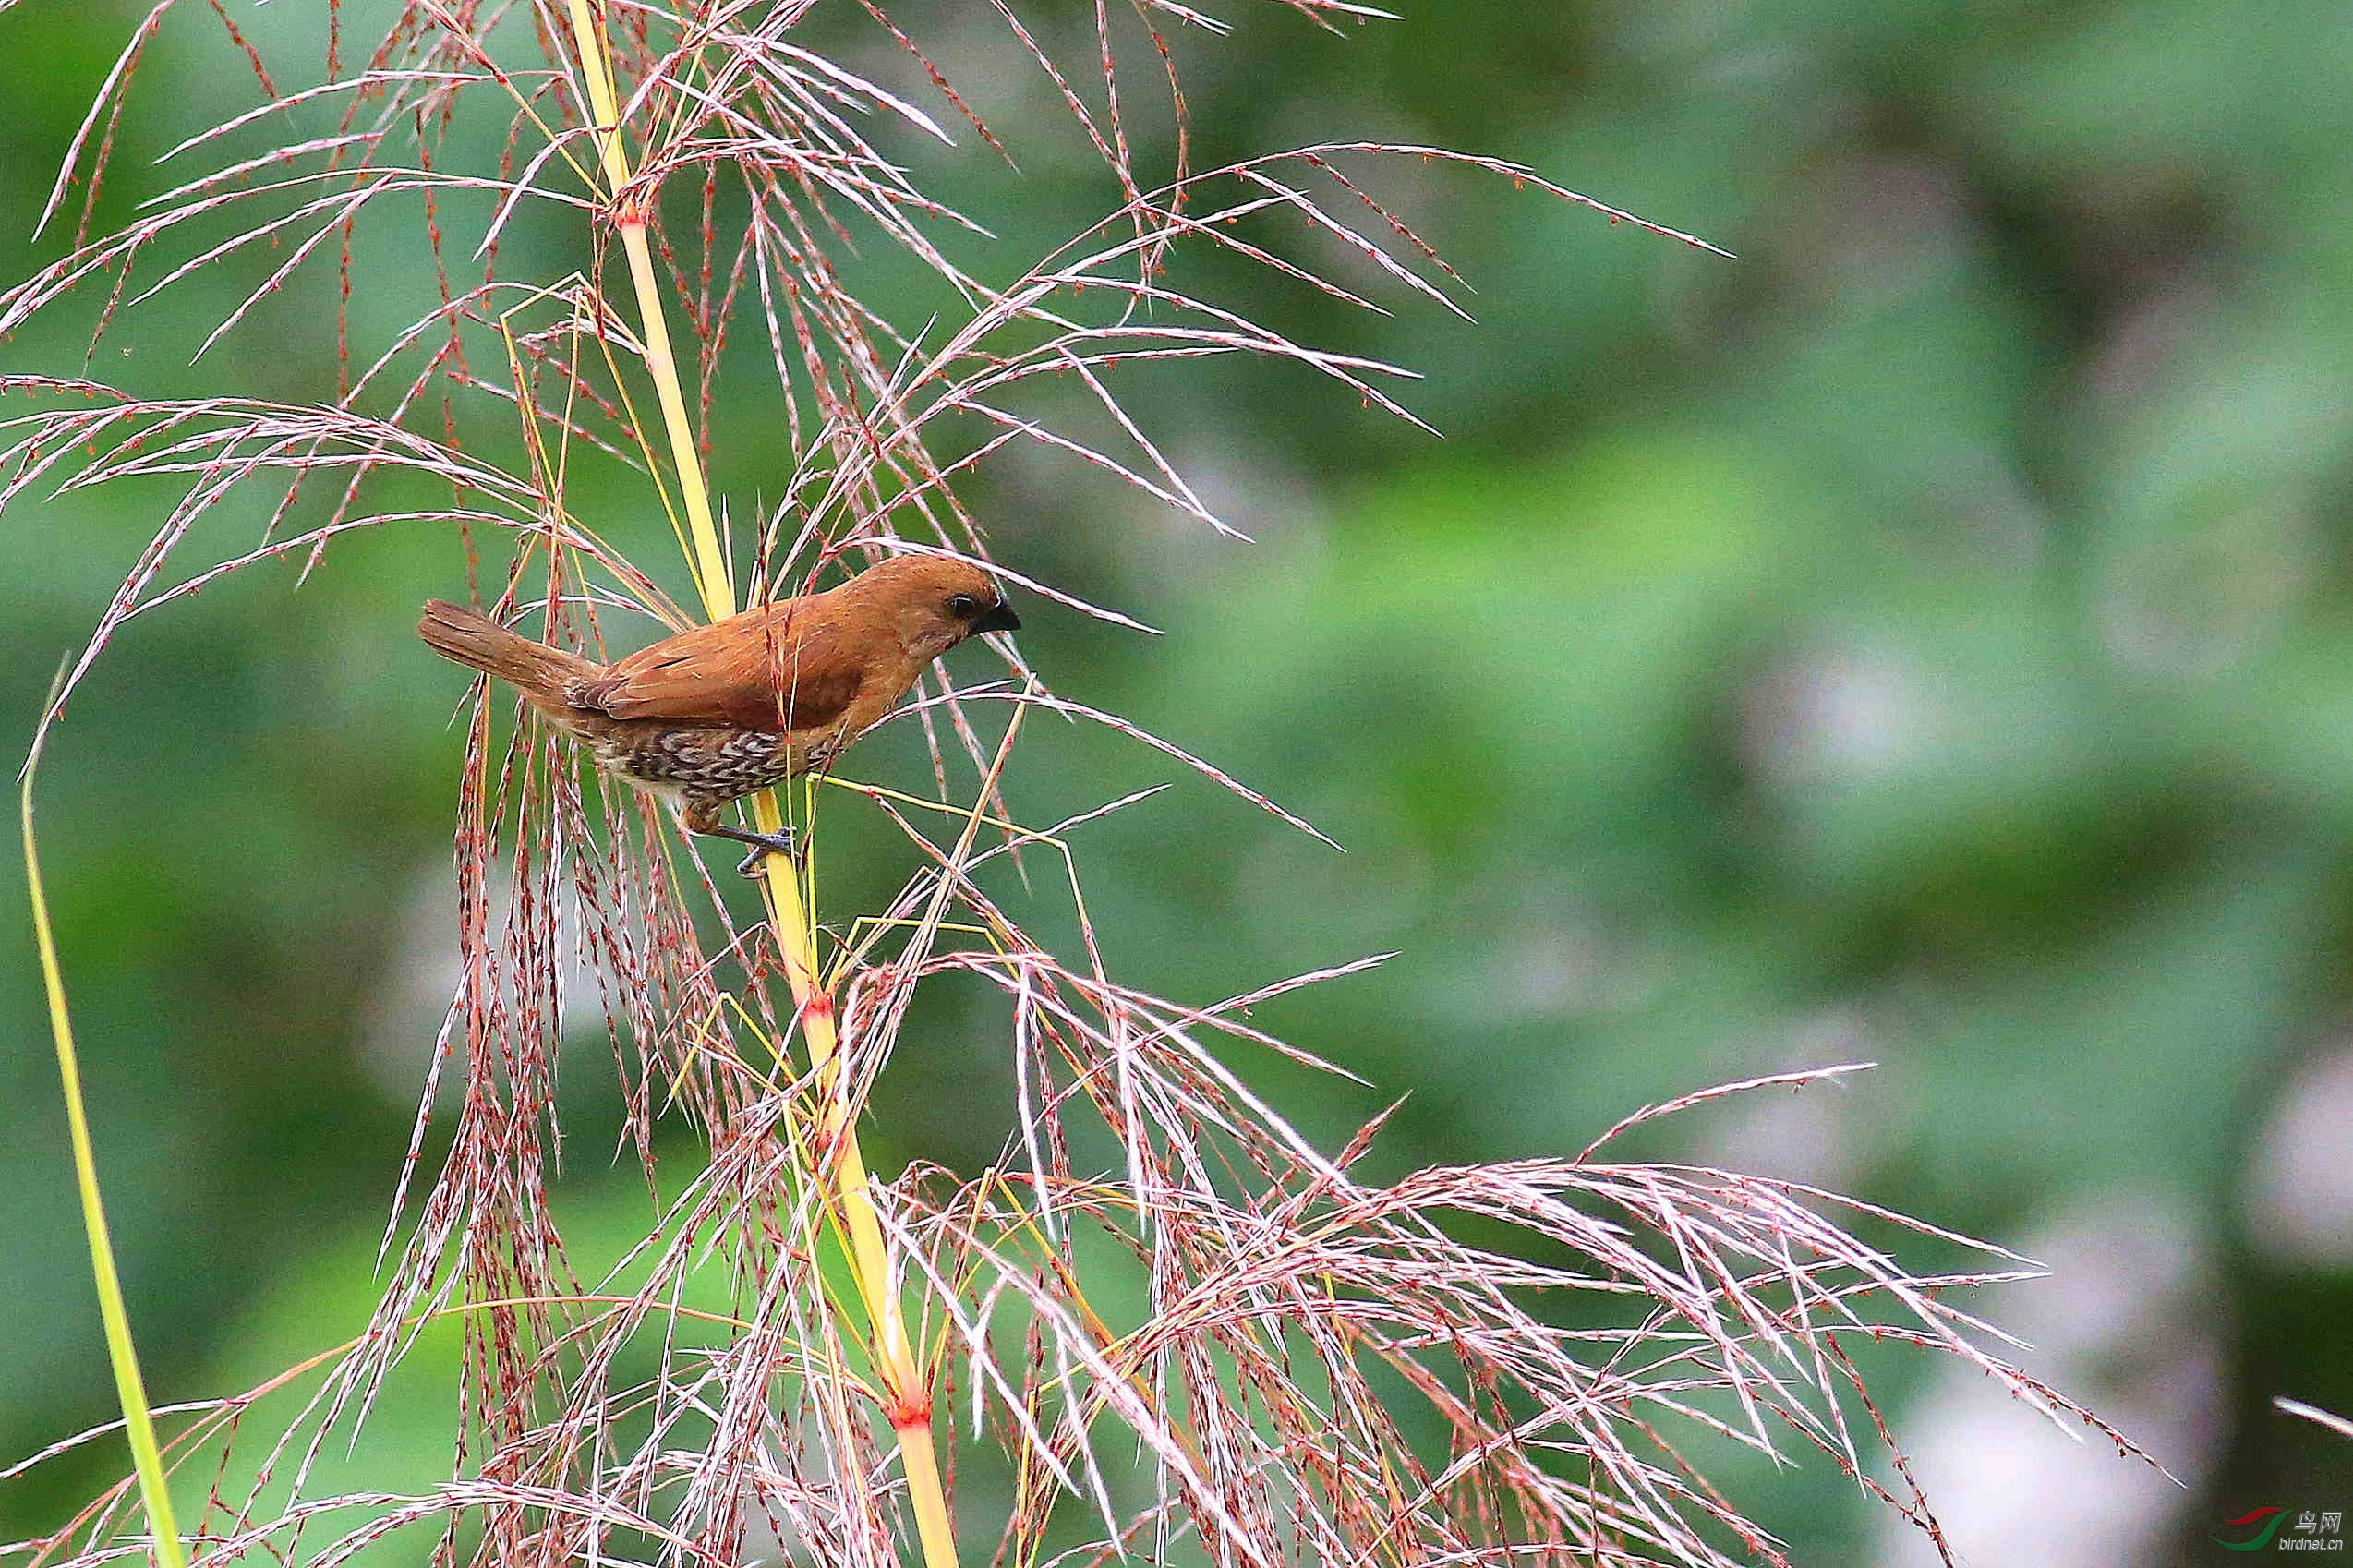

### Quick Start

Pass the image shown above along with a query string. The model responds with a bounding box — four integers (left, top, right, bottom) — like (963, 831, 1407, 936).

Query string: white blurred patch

(2245, 1043, 2353, 1269)
(1691, 1009, 1884, 1189)
(1875, 1191, 2222, 1568)
(355, 854, 606, 1105)
(1745, 639, 1947, 786)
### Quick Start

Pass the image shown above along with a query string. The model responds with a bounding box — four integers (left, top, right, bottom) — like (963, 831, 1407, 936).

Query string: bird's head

(850, 554, 1021, 659)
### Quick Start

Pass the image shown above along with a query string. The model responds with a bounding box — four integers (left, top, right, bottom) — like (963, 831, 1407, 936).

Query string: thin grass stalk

(560, 6, 953, 1563)
(21, 706, 188, 1568)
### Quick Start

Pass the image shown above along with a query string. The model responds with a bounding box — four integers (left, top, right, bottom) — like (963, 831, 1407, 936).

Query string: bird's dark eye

(947, 593, 979, 617)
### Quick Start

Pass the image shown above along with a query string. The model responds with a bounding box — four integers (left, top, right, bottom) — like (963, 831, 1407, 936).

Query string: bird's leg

(718, 826, 802, 879)
(683, 800, 800, 877)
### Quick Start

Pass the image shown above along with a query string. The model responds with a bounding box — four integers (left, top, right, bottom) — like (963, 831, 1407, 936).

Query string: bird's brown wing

(574, 604, 865, 732)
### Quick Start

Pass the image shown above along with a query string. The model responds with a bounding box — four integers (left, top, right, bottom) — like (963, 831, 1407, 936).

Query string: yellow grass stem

(895, 1414, 962, 1568)
(565, 0, 730, 624)
(560, 7, 955, 1564)
(22, 722, 188, 1568)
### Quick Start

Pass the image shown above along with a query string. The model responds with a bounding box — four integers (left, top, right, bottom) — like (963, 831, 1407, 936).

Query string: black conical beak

(972, 598, 1021, 634)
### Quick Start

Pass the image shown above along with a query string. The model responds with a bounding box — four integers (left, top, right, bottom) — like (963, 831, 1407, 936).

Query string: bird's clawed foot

(736, 842, 791, 878)
(682, 802, 803, 878)
(706, 824, 801, 878)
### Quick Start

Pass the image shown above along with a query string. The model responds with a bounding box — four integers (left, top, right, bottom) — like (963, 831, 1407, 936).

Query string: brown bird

(419, 555, 1020, 870)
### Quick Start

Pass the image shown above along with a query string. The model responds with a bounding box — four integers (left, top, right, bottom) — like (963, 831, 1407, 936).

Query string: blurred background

(4, 0, 2351, 1561)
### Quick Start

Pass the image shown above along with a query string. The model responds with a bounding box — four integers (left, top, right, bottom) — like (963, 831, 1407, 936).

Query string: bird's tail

(417, 599, 601, 701)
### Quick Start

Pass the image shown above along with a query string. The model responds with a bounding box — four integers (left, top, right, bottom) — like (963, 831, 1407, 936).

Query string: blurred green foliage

(4, 0, 2351, 1560)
